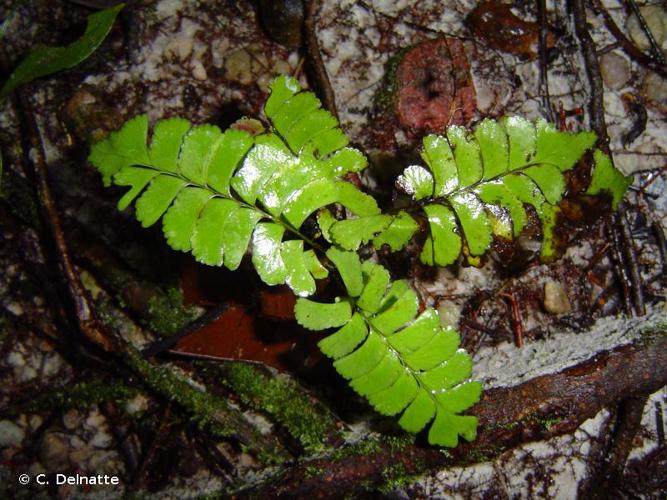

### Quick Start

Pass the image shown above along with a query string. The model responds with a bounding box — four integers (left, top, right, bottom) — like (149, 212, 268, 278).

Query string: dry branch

(251, 330, 667, 497)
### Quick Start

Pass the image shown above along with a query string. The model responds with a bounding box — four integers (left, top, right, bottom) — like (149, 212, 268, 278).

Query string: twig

(606, 217, 634, 316)
(101, 400, 141, 477)
(626, 0, 666, 66)
(618, 209, 645, 315)
(189, 427, 236, 478)
(572, 0, 644, 317)
(17, 91, 118, 351)
(584, 394, 650, 498)
(500, 292, 524, 348)
(141, 301, 230, 358)
(130, 403, 173, 490)
(592, 0, 667, 79)
(537, 0, 555, 123)
(572, 0, 608, 151)
(304, 0, 338, 119)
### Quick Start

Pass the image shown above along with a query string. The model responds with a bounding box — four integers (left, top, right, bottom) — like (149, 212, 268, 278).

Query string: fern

(295, 249, 481, 447)
(88, 76, 377, 297)
(328, 117, 631, 265)
(89, 75, 631, 449)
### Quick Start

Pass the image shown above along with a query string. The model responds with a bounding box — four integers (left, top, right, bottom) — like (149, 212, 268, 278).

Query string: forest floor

(0, 0, 666, 498)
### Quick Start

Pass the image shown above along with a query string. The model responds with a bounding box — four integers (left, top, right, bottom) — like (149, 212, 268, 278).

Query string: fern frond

(295, 249, 481, 447)
(88, 78, 378, 297)
(324, 119, 629, 265)
(388, 117, 630, 264)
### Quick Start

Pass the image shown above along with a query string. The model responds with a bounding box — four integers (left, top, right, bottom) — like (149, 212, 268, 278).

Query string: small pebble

(641, 71, 667, 113)
(39, 433, 70, 468)
(600, 52, 630, 90)
(63, 410, 82, 431)
(191, 60, 207, 81)
(0, 420, 24, 448)
(543, 281, 572, 314)
(437, 300, 461, 329)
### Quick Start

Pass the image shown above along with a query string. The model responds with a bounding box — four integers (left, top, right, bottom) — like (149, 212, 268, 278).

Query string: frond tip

(295, 250, 481, 447)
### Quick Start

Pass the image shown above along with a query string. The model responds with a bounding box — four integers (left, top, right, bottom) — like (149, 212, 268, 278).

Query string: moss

(221, 362, 339, 453)
(147, 286, 199, 337)
(329, 433, 410, 464)
(124, 349, 286, 464)
(375, 46, 412, 113)
(125, 349, 233, 435)
(11, 378, 138, 416)
(539, 416, 564, 431)
(466, 449, 493, 463)
(374, 46, 411, 113)
(377, 462, 422, 494)
(304, 465, 325, 478)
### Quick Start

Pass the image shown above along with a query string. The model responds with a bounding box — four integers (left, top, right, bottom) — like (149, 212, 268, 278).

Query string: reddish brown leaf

(259, 286, 296, 321)
(467, 2, 556, 59)
(395, 37, 476, 133)
(172, 303, 297, 370)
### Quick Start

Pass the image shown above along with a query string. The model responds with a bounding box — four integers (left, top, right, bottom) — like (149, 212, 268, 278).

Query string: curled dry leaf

(372, 37, 476, 151)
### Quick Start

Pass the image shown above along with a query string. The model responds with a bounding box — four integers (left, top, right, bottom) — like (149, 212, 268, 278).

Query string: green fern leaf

(397, 117, 628, 265)
(585, 150, 633, 209)
(373, 211, 419, 252)
(88, 78, 376, 297)
(264, 75, 349, 157)
(327, 211, 419, 254)
(295, 253, 481, 447)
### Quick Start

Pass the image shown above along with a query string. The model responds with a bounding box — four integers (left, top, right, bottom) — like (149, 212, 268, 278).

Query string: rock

(62, 410, 82, 431)
(437, 300, 461, 329)
(125, 394, 150, 415)
(39, 433, 70, 468)
(90, 431, 113, 449)
(600, 52, 631, 90)
(641, 71, 667, 113)
(0, 420, 24, 448)
(626, 5, 667, 52)
(257, 0, 304, 49)
(543, 281, 571, 314)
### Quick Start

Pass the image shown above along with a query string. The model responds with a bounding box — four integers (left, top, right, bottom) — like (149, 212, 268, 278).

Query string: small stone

(6, 351, 24, 368)
(0, 420, 24, 448)
(90, 431, 113, 449)
(62, 410, 82, 431)
(600, 52, 631, 90)
(543, 281, 571, 314)
(437, 300, 461, 329)
(39, 433, 70, 468)
(224, 49, 252, 84)
(626, 5, 667, 52)
(87, 450, 122, 475)
(191, 60, 207, 81)
(641, 71, 667, 113)
(125, 394, 149, 415)
(69, 445, 94, 464)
